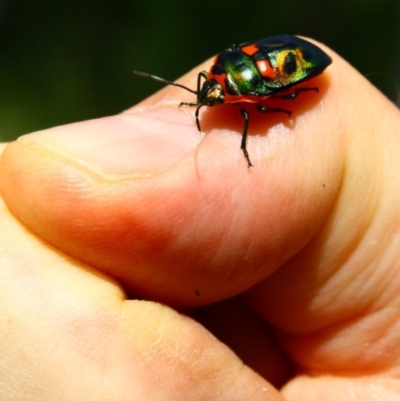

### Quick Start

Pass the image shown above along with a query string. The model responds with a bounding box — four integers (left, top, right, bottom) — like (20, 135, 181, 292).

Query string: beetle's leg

(195, 105, 203, 132)
(240, 109, 253, 168)
(281, 87, 319, 100)
(256, 105, 292, 117)
(197, 71, 208, 92)
(179, 70, 207, 112)
(179, 102, 198, 106)
(178, 71, 208, 107)
(178, 102, 203, 131)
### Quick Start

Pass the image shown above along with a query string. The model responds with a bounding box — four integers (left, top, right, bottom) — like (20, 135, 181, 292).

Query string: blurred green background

(0, 0, 399, 141)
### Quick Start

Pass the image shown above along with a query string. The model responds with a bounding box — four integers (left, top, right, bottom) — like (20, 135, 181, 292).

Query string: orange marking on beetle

(241, 44, 259, 56)
(256, 59, 278, 79)
(207, 71, 226, 86)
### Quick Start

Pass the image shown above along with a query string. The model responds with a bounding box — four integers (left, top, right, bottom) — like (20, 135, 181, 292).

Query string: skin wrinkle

(304, 121, 382, 312)
(327, 307, 399, 374)
(211, 193, 244, 279)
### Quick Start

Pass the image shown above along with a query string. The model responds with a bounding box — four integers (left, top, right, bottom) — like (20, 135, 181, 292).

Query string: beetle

(134, 34, 331, 167)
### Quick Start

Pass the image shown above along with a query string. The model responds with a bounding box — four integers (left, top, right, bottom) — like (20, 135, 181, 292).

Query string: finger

(0, 194, 282, 401)
(282, 375, 400, 401)
(1, 43, 341, 307)
(242, 50, 400, 379)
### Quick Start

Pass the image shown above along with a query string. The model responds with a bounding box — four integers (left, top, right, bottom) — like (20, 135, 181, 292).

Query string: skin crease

(1, 39, 400, 400)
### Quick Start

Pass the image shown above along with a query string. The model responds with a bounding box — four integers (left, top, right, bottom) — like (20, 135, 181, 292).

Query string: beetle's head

(198, 79, 225, 106)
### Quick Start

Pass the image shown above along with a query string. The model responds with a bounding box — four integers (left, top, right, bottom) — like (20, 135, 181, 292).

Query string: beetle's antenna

(133, 70, 198, 95)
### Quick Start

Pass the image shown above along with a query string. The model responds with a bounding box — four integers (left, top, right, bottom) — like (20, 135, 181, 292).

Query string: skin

(1, 40, 400, 400)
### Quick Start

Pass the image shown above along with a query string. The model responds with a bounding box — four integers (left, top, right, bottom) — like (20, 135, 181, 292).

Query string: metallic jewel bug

(134, 34, 331, 167)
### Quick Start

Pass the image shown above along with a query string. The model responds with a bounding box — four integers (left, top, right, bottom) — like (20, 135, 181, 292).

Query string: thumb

(1, 42, 338, 307)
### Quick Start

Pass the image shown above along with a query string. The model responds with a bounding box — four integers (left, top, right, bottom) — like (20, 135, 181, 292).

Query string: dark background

(0, 1, 399, 141)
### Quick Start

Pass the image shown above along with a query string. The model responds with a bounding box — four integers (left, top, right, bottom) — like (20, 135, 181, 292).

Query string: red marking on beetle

(256, 59, 278, 79)
(241, 44, 259, 56)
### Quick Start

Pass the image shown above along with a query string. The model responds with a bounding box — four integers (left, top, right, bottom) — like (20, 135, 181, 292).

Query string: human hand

(1, 39, 400, 400)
